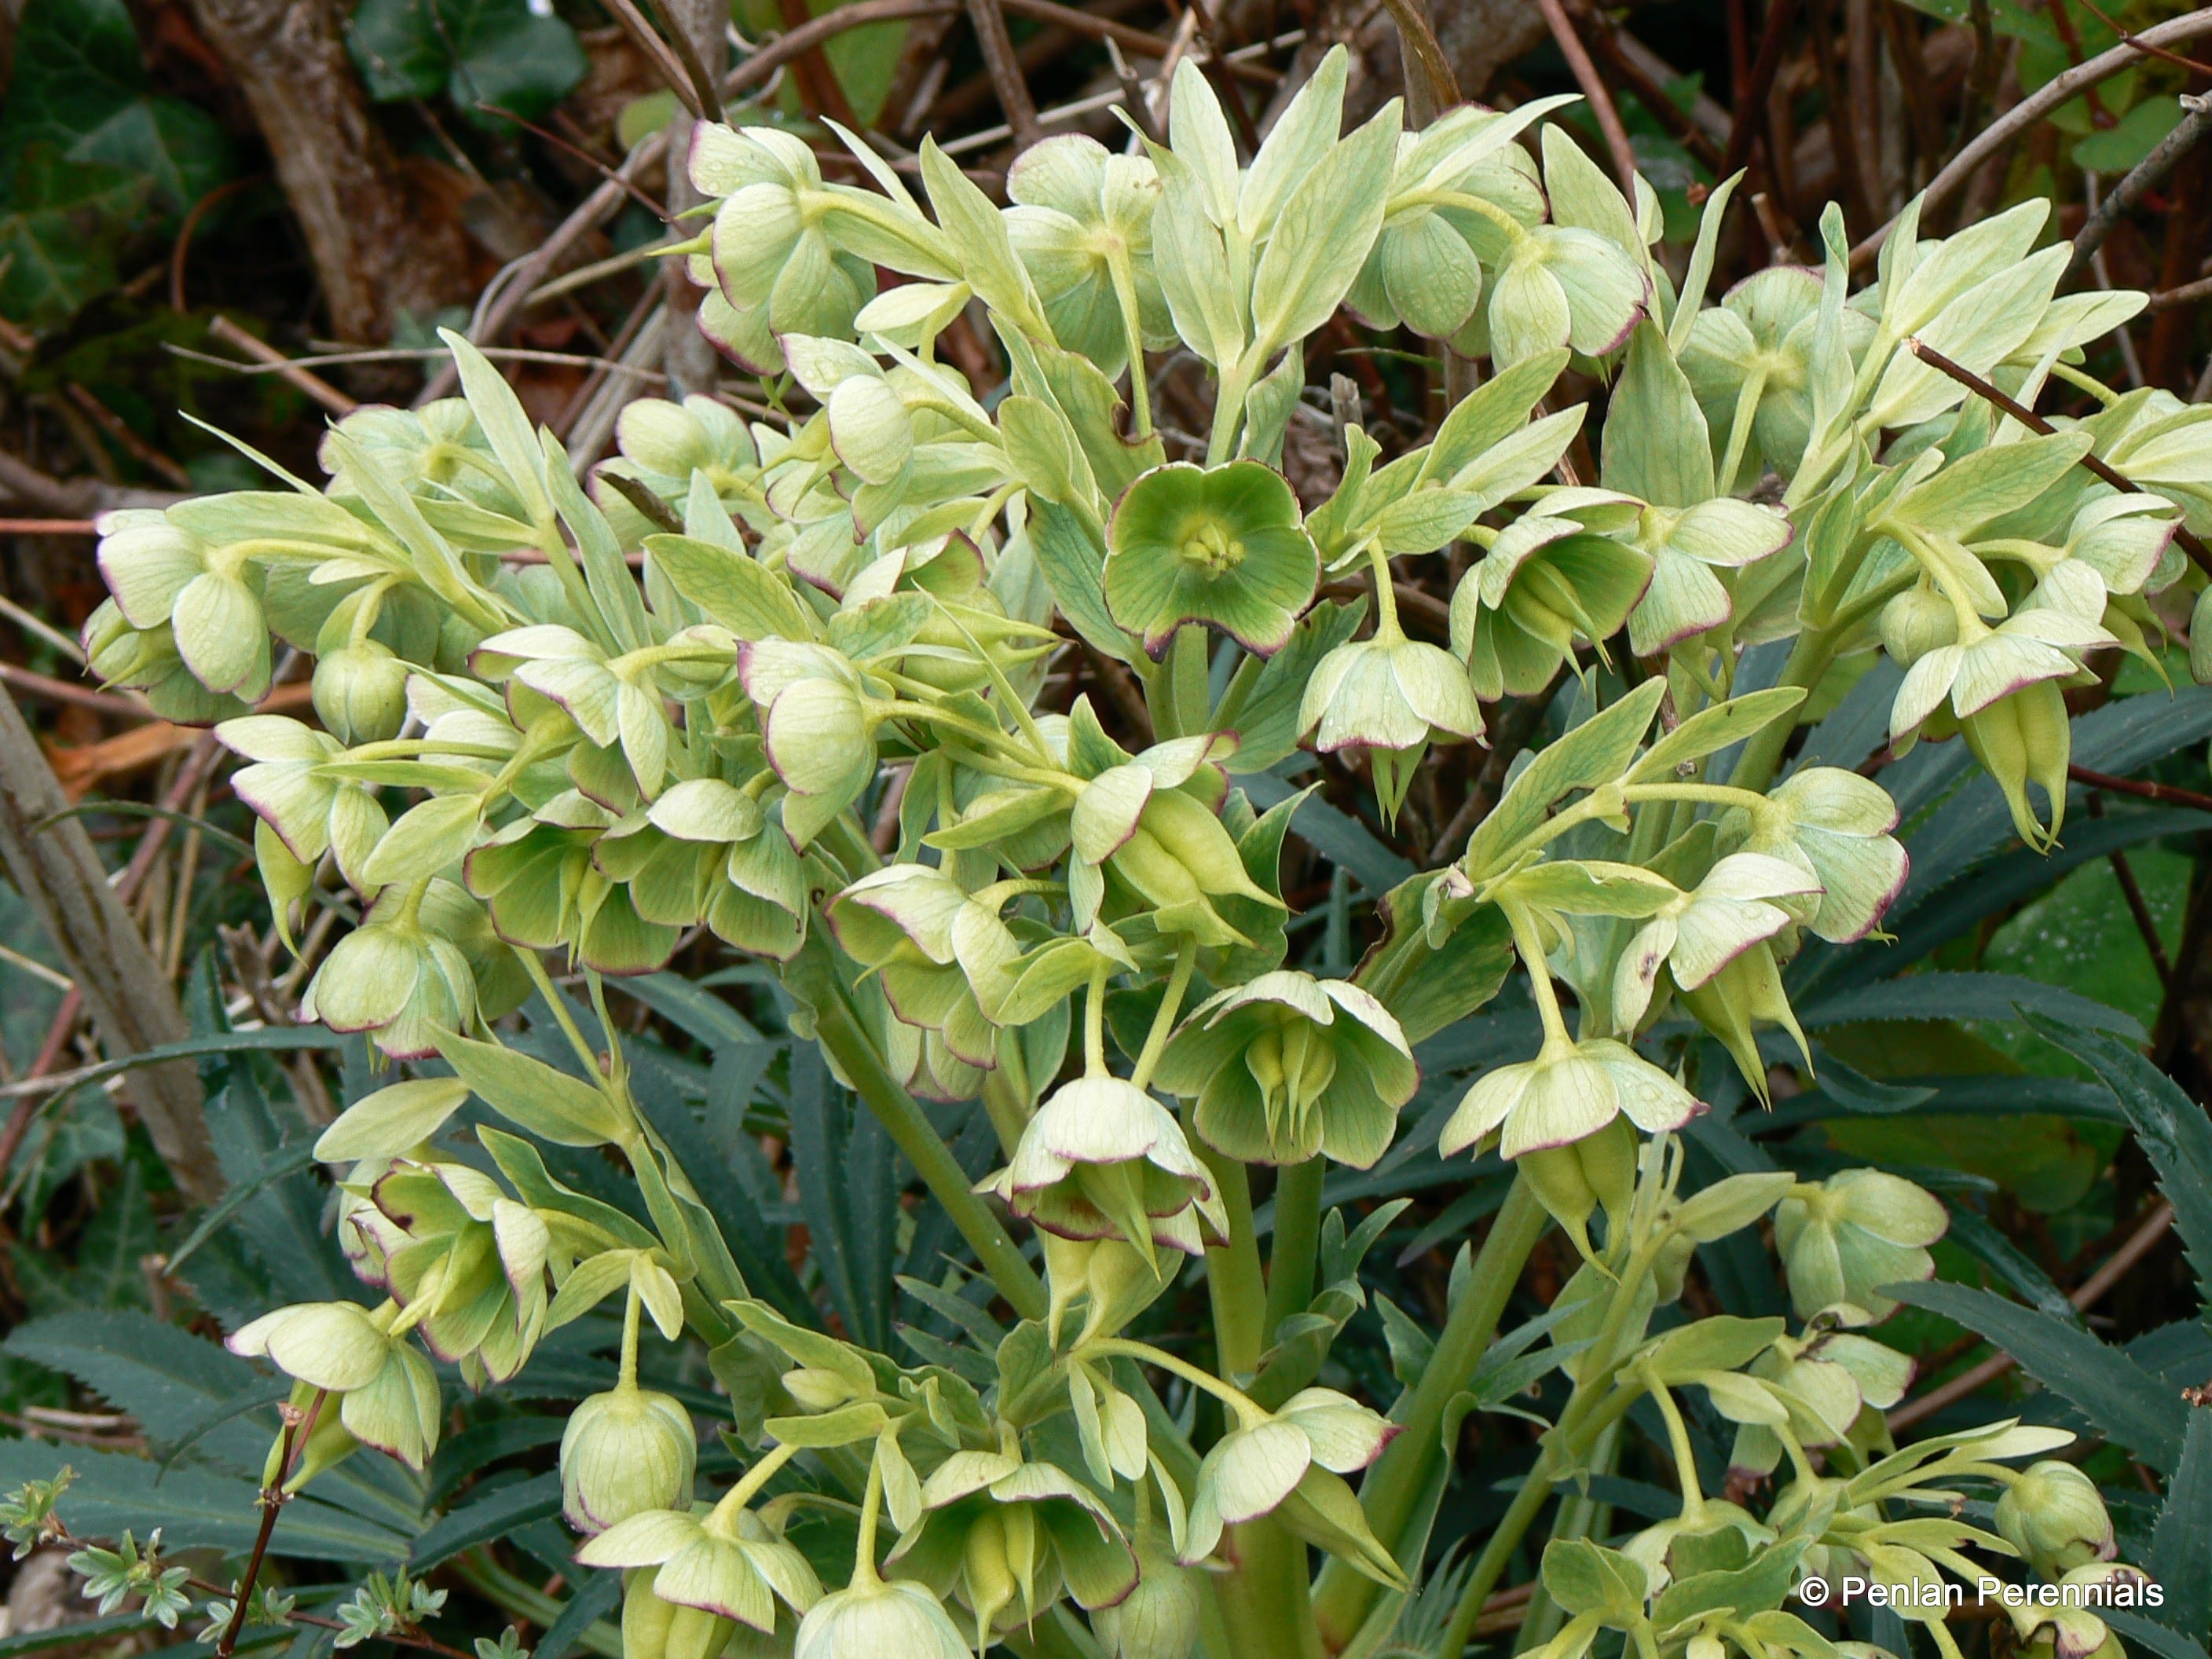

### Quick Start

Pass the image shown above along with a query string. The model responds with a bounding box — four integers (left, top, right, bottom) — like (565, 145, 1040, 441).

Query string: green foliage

(346, 0, 588, 126)
(37, 44, 2212, 1659)
(0, 0, 231, 324)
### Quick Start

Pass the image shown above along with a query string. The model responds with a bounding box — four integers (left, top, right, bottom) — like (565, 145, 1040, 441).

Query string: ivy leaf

(0, 0, 231, 210)
(347, 0, 588, 125)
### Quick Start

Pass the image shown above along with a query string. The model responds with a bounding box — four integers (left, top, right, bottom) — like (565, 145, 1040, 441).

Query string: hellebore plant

(81, 46, 2212, 1659)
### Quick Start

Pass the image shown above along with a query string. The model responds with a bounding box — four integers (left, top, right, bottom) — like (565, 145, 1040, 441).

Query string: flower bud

(624, 1569, 736, 1659)
(792, 1576, 969, 1659)
(782, 1368, 862, 1412)
(1995, 1461, 2114, 1579)
(1880, 584, 1958, 667)
(1519, 1114, 1636, 1262)
(313, 643, 411, 744)
(1041, 1234, 1170, 1347)
(560, 1384, 697, 1533)
(1961, 679, 2071, 851)
(1092, 1550, 1203, 1659)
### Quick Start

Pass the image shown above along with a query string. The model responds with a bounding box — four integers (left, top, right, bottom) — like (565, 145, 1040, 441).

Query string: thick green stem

(1193, 1136, 1320, 1658)
(1198, 1140, 1269, 1381)
(791, 934, 1048, 1322)
(1312, 1177, 1549, 1652)
(1265, 1158, 1326, 1342)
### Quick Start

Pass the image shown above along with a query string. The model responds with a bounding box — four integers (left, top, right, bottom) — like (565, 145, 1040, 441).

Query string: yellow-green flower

(1106, 462, 1319, 657)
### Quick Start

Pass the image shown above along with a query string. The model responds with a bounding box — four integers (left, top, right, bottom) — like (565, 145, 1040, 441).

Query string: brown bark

(0, 688, 222, 1205)
(178, 0, 472, 342)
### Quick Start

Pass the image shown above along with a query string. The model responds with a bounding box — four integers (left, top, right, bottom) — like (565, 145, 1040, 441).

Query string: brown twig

(1719, 0, 1804, 184)
(1903, 336, 2212, 576)
(727, 0, 958, 96)
(216, 1406, 302, 1659)
(63, 386, 194, 490)
(1580, 16, 1724, 171)
(169, 176, 261, 313)
(599, 0, 709, 119)
(2064, 97, 2212, 288)
(206, 317, 356, 416)
(0, 989, 84, 1181)
(2146, 272, 2212, 314)
(1852, 7, 2212, 267)
(1888, 1201, 2174, 1431)
(0, 664, 150, 721)
(1537, 0, 1638, 194)
(2073, 0, 2212, 76)
(1378, 0, 1462, 127)
(2067, 764, 2212, 815)
(965, 0, 1044, 150)
(2085, 792, 2173, 987)
(0, 518, 96, 535)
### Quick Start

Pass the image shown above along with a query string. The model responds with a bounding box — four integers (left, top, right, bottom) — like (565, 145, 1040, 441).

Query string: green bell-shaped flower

(1181, 1390, 1403, 1588)
(884, 1450, 1137, 1650)
(1154, 970, 1416, 1168)
(793, 1576, 969, 1659)
(1439, 1034, 1701, 1161)
(1450, 493, 1651, 701)
(1005, 134, 1172, 375)
(561, 1383, 698, 1534)
(226, 1299, 442, 1471)
(1995, 1461, 2115, 1580)
(580, 1502, 822, 1636)
(1298, 631, 1483, 825)
(301, 884, 479, 1061)
(1774, 1169, 1946, 1323)
(1105, 461, 1320, 658)
(981, 1075, 1228, 1263)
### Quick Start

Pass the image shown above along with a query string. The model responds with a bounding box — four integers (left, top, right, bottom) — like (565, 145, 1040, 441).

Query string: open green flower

(1154, 970, 1416, 1168)
(981, 1075, 1227, 1262)
(1449, 492, 1650, 700)
(360, 1159, 549, 1386)
(580, 1503, 822, 1635)
(1105, 462, 1319, 657)
(827, 863, 1022, 1069)
(1721, 767, 1910, 946)
(1182, 1390, 1402, 1587)
(1774, 1170, 1946, 1323)
(1439, 1035, 1701, 1161)
(884, 1450, 1137, 1649)
(227, 1300, 442, 1470)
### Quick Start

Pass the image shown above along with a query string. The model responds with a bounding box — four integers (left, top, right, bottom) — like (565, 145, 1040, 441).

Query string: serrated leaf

(2151, 1410, 2212, 1639)
(2020, 1012, 2212, 1306)
(1890, 1280, 2187, 1472)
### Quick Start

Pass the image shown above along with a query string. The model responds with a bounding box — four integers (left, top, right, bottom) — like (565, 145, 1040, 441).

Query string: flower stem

(1080, 1338, 1269, 1426)
(709, 1441, 800, 1528)
(851, 1450, 885, 1587)
(1129, 936, 1196, 1091)
(1312, 1176, 1550, 1650)
(789, 932, 1048, 1321)
(617, 1277, 642, 1390)
(1264, 1157, 1326, 1343)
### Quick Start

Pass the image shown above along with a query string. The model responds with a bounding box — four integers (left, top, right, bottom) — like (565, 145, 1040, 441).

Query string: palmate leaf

(347, 0, 587, 124)
(1888, 1280, 2188, 1472)
(2, 1310, 276, 1470)
(788, 1045, 897, 1351)
(2021, 1011, 2212, 1306)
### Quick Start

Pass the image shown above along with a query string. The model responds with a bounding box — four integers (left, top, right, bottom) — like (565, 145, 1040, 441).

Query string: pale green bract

(82, 49, 2196, 1658)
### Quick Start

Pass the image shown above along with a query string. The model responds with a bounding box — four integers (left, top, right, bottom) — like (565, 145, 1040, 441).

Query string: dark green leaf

(1798, 973, 2143, 1040)
(534, 1569, 621, 1659)
(2020, 1013, 2212, 1306)
(410, 1471, 562, 1569)
(2151, 1410, 2212, 1639)
(1890, 1280, 2187, 1472)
